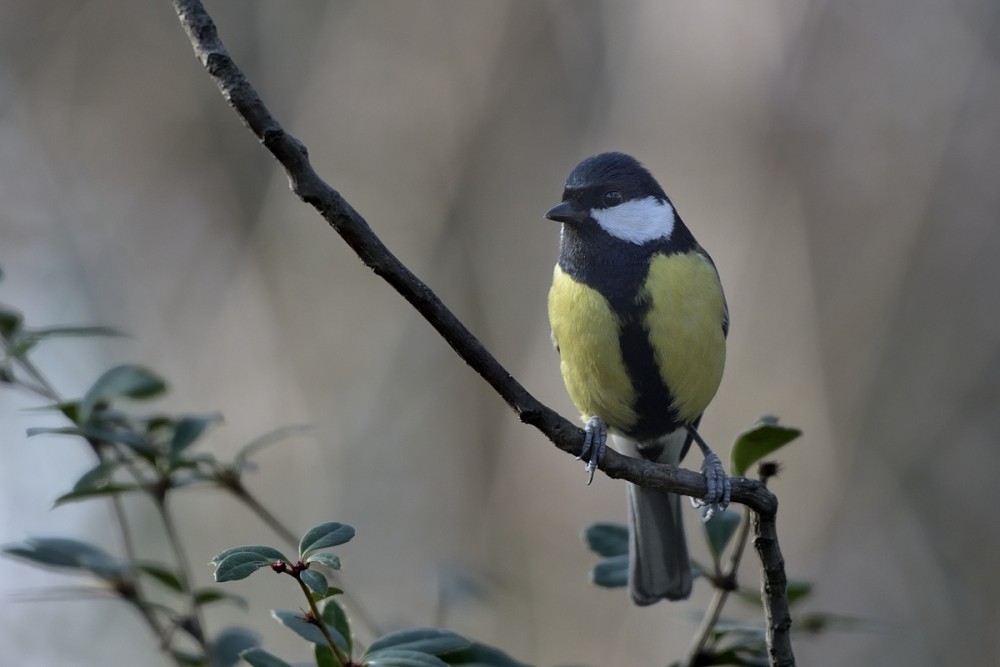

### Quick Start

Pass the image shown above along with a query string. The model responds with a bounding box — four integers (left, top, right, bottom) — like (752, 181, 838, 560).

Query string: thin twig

(294, 574, 350, 666)
(753, 509, 793, 666)
(225, 481, 298, 546)
(155, 495, 213, 663)
(169, 2, 792, 664)
(681, 506, 753, 666)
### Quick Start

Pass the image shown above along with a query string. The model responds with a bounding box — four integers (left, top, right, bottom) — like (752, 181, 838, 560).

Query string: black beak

(545, 201, 587, 224)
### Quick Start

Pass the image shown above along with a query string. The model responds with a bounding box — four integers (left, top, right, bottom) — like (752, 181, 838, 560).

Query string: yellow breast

(548, 252, 726, 432)
(641, 252, 727, 424)
(548, 266, 638, 432)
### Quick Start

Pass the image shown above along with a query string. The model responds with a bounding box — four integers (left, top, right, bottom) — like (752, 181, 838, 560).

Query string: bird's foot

(685, 426, 731, 519)
(578, 416, 607, 485)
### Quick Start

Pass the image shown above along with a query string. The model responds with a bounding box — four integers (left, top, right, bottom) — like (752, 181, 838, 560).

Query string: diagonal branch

(169, 2, 792, 664)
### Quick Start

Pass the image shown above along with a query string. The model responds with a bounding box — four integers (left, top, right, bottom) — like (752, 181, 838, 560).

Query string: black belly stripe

(617, 306, 681, 440)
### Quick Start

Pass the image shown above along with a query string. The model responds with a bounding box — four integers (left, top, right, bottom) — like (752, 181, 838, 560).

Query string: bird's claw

(579, 416, 607, 485)
(691, 450, 731, 519)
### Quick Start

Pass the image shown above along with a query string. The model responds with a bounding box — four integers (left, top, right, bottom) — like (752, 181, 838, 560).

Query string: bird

(545, 151, 730, 605)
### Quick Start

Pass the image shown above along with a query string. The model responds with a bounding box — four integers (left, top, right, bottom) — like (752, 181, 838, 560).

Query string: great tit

(545, 152, 730, 605)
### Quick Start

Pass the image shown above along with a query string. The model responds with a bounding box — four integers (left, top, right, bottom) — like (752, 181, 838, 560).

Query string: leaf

(364, 649, 449, 667)
(234, 424, 313, 469)
(0, 304, 23, 339)
(194, 587, 249, 610)
(315, 645, 338, 667)
(590, 554, 629, 588)
(319, 598, 352, 656)
(795, 611, 871, 634)
(171, 648, 207, 665)
(306, 552, 342, 571)
(366, 628, 471, 657)
(213, 547, 287, 583)
(211, 545, 288, 566)
(702, 508, 742, 563)
(300, 569, 329, 596)
(582, 522, 629, 558)
(23, 325, 124, 340)
(80, 364, 167, 422)
(730, 416, 801, 477)
(136, 562, 184, 592)
(26, 423, 154, 457)
(26, 426, 84, 438)
(209, 627, 260, 667)
(239, 647, 295, 667)
(170, 413, 223, 459)
(1, 536, 130, 581)
(270, 610, 347, 649)
(71, 460, 120, 492)
(784, 579, 814, 605)
(299, 522, 355, 557)
(83, 425, 156, 456)
(54, 483, 142, 507)
(442, 642, 532, 667)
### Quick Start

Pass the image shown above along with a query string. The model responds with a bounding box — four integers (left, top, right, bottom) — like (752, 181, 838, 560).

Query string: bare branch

(170, 2, 792, 663)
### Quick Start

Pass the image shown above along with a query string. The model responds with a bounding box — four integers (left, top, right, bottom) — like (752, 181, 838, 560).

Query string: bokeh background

(3, 1, 999, 665)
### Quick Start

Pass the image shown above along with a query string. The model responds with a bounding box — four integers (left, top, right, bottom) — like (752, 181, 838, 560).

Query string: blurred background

(2, 1, 999, 665)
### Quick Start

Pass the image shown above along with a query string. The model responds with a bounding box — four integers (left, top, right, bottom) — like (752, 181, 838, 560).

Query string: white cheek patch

(591, 196, 676, 244)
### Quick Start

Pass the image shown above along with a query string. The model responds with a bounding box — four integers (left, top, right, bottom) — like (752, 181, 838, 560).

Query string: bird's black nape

(563, 152, 668, 203)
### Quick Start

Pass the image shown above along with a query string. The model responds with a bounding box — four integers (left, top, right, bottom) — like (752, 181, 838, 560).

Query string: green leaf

(319, 598, 352, 656)
(209, 627, 260, 667)
(366, 628, 471, 657)
(26, 423, 154, 457)
(0, 304, 23, 339)
(364, 649, 450, 667)
(54, 483, 142, 507)
(442, 642, 532, 667)
(84, 425, 155, 456)
(583, 522, 629, 557)
(730, 416, 802, 476)
(24, 325, 124, 340)
(194, 587, 249, 610)
(26, 426, 83, 438)
(315, 645, 338, 667)
(702, 508, 742, 563)
(299, 522, 355, 558)
(70, 460, 120, 492)
(271, 610, 327, 645)
(213, 548, 286, 583)
(785, 580, 813, 605)
(239, 647, 295, 667)
(1, 536, 130, 581)
(136, 562, 184, 592)
(300, 569, 329, 596)
(590, 554, 628, 588)
(795, 611, 871, 634)
(306, 552, 342, 571)
(170, 414, 223, 459)
(211, 545, 288, 566)
(171, 648, 207, 665)
(80, 364, 167, 422)
(234, 424, 313, 469)
(271, 610, 347, 649)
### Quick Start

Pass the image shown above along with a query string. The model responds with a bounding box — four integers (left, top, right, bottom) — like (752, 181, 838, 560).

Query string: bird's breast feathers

(548, 251, 726, 433)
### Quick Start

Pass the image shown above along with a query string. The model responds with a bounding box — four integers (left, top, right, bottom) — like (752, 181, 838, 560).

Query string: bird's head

(545, 152, 677, 245)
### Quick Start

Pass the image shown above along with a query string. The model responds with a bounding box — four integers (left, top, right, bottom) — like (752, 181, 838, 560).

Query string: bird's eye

(603, 190, 623, 207)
